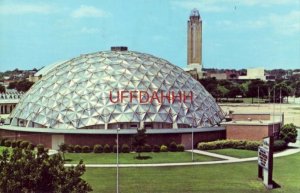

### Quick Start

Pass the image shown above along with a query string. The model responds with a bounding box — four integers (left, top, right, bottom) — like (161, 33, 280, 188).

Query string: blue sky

(0, 0, 299, 71)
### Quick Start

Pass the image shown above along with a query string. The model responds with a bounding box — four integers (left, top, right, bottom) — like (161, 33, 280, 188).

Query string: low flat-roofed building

(0, 90, 23, 115)
(239, 67, 266, 81)
(221, 112, 283, 141)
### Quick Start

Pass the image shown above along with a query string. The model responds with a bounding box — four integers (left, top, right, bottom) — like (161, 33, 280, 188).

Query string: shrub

(153, 145, 160, 152)
(169, 142, 177, 152)
(103, 144, 111, 153)
(4, 140, 11, 147)
(20, 141, 30, 149)
(121, 144, 130, 153)
(27, 143, 35, 150)
(82, 145, 91, 153)
(93, 144, 103, 153)
(74, 145, 82, 153)
(274, 140, 288, 152)
(197, 140, 261, 151)
(279, 123, 297, 144)
(37, 144, 45, 154)
(197, 142, 214, 150)
(113, 145, 120, 153)
(136, 146, 143, 153)
(160, 145, 168, 152)
(0, 138, 7, 146)
(67, 145, 74, 153)
(11, 141, 17, 148)
(177, 144, 185, 152)
(16, 140, 23, 148)
(143, 144, 152, 152)
(245, 141, 261, 151)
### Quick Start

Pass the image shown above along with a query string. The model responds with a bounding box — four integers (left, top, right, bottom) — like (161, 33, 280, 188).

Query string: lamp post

(272, 88, 275, 136)
(190, 123, 194, 162)
(116, 128, 120, 193)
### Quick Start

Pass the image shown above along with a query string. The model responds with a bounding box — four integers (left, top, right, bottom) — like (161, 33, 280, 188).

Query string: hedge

(67, 145, 74, 153)
(274, 140, 288, 152)
(121, 144, 130, 153)
(153, 145, 160, 152)
(93, 144, 103, 153)
(160, 145, 168, 152)
(103, 144, 111, 153)
(143, 144, 152, 152)
(197, 140, 261, 151)
(74, 145, 82, 153)
(82, 145, 91, 153)
(4, 140, 11, 147)
(177, 144, 185, 152)
(20, 141, 30, 149)
(169, 142, 177, 152)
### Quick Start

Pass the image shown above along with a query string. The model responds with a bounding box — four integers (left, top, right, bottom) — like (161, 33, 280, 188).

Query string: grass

(207, 148, 258, 158)
(242, 98, 266, 103)
(65, 152, 221, 164)
(289, 107, 300, 110)
(82, 152, 300, 193)
(219, 97, 266, 104)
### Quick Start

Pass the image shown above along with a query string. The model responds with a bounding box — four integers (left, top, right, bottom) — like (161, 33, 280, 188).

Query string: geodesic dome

(9, 50, 224, 129)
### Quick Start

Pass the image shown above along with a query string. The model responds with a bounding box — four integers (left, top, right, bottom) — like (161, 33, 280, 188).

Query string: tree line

(199, 78, 300, 103)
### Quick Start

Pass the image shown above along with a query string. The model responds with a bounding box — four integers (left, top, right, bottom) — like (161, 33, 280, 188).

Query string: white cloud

(0, 3, 54, 15)
(71, 5, 110, 18)
(80, 27, 102, 34)
(217, 10, 300, 35)
(268, 11, 300, 35)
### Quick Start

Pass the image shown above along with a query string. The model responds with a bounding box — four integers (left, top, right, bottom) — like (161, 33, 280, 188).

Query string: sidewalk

(64, 145, 300, 168)
(185, 149, 239, 160)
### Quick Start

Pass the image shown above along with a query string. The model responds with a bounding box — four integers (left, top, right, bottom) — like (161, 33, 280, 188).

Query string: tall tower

(187, 8, 202, 78)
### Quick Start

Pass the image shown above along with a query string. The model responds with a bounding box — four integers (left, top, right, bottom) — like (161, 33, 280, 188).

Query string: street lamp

(116, 127, 120, 193)
(190, 123, 194, 162)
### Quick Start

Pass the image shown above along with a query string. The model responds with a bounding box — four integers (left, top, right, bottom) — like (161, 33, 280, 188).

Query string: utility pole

(116, 128, 120, 193)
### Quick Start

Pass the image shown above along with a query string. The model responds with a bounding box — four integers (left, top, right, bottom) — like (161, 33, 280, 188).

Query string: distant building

(206, 72, 227, 80)
(0, 90, 23, 115)
(185, 8, 203, 79)
(238, 67, 266, 81)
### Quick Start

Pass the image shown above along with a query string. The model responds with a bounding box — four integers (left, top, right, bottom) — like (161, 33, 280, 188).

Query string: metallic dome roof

(10, 50, 224, 129)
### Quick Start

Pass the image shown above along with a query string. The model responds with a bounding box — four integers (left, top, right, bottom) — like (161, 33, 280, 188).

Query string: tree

(279, 123, 298, 144)
(216, 85, 229, 101)
(132, 128, 147, 158)
(227, 84, 242, 99)
(247, 80, 266, 103)
(293, 81, 300, 97)
(0, 147, 92, 193)
(0, 85, 5, 93)
(274, 82, 293, 103)
(7, 80, 34, 92)
(58, 143, 68, 161)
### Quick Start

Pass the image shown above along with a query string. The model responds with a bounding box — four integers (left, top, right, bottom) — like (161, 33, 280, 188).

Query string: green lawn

(65, 152, 221, 164)
(207, 148, 258, 158)
(83, 152, 300, 193)
(242, 98, 266, 103)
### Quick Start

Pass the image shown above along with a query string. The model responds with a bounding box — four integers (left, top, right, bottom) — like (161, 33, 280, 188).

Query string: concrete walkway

(64, 145, 300, 168)
(186, 149, 239, 160)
